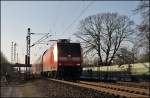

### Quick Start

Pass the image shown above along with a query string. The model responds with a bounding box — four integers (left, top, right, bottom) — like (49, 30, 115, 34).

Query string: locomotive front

(57, 39, 82, 79)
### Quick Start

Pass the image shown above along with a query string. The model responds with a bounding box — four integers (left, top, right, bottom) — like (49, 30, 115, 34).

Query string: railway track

(116, 81, 149, 89)
(80, 81, 149, 96)
(48, 78, 149, 98)
(80, 78, 149, 89)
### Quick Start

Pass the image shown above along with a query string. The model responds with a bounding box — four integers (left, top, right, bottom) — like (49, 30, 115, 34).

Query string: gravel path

(1, 78, 115, 97)
(1, 76, 23, 97)
(1, 86, 23, 97)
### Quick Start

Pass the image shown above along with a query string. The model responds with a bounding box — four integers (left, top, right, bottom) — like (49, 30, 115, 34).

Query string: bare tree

(114, 47, 137, 66)
(134, 1, 149, 19)
(1, 51, 9, 77)
(1, 51, 8, 64)
(82, 56, 91, 67)
(134, 1, 150, 55)
(75, 12, 135, 66)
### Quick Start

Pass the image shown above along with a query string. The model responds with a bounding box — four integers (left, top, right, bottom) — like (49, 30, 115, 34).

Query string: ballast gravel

(30, 78, 116, 98)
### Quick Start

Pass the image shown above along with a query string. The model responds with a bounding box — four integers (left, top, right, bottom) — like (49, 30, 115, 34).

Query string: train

(81, 63, 150, 82)
(32, 39, 82, 80)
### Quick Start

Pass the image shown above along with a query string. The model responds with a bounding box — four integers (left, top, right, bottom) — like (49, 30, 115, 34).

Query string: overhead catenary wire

(31, 2, 94, 62)
(61, 1, 94, 36)
(30, 33, 51, 47)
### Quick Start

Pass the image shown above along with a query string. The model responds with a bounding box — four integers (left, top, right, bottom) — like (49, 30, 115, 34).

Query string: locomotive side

(32, 39, 82, 80)
(42, 43, 58, 77)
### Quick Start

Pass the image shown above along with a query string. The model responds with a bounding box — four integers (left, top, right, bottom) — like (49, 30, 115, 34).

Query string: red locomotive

(32, 39, 82, 79)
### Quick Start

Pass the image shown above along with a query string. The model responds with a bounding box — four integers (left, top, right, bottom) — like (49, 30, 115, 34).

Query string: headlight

(76, 63, 80, 66)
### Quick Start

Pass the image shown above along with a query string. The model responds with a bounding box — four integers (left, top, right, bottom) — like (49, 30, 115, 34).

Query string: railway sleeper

(119, 88, 125, 91)
(106, 86, 112, 89)
(101, 91, 105, 94)
(97, 84, 148, 97)
(99, 90, 123, 98)
(117, 88, 121, 91)
(106, 86, 109, 88)
(72, 84, 119, 98)
(141, 92, 148, 95)
(113, 88, 117, 90)
(134, 91, 146, 95)
(112, 87, 147, 96)
(101, 85, 147, 96)
(110, 93, 116, 97)
(124, 89, 130, 92)
(118, 88, 123, 91)
(100, 92, 119, 98)
(129, 90, 135, 93)
(111, 87, 116, 90)
(115, 94, 121, 98)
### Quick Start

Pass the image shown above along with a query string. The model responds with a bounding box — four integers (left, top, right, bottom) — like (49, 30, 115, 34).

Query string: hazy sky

(1, 1, 141, 64)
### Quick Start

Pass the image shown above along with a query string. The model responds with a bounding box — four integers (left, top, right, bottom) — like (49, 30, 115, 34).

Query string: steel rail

(48, 78, 149, 98)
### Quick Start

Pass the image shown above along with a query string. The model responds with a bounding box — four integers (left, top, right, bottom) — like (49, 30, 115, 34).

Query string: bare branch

(75, 12, 135, 66)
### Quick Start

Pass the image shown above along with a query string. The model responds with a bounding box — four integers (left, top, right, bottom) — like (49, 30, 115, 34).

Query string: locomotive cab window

(58, 44, 81, 54)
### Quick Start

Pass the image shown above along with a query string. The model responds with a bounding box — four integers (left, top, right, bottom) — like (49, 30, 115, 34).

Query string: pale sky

(1, 1, 141, 64)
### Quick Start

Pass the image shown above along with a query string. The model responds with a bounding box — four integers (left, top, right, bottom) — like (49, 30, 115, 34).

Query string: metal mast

(11, 42, 14, 64)
(14, 43, 17, 63)
(17, 53, 18, 63)
(25, 28, 31, 80)
(26, 28, 30, 65)
(25, 28, 51, 80)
